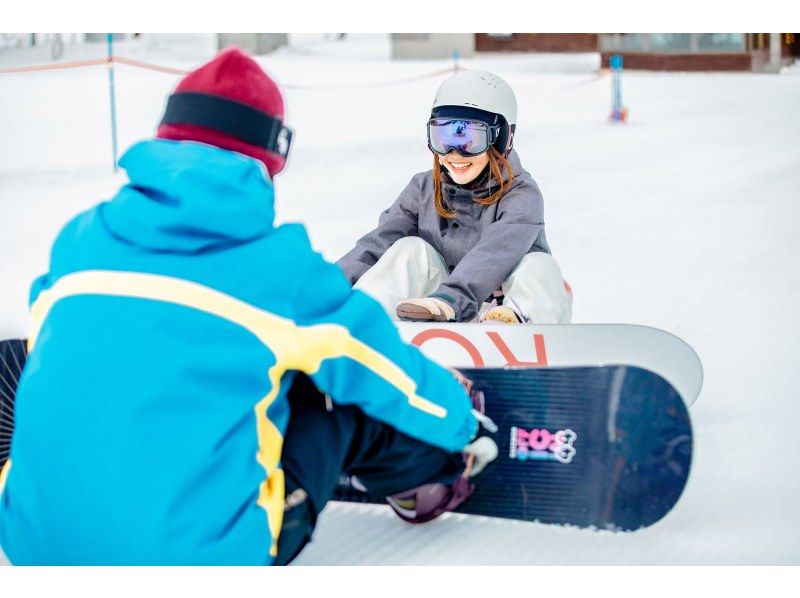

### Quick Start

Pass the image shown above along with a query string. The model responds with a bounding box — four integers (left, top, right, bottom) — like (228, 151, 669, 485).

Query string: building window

(600, 33, 646, 52)
(617, 33, 647, 51)
(601, 33, 749, 54)
(697, 33, 746, 52)
(650, 33, 692, 52)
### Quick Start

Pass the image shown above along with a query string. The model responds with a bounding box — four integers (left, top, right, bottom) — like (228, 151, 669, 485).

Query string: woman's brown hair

(432, 146, 514, 219)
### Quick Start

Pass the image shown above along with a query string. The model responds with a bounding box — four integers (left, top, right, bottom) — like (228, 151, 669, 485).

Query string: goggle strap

(161, 92, 293, 158)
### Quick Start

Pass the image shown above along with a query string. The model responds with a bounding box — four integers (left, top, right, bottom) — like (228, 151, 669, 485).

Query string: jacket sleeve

(434, 183, 546, 321)
(292, 232, 477, 453)
(336, 177, 421, 285)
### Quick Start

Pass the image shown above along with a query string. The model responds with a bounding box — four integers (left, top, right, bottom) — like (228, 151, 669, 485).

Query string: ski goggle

(427, 118, 500, 157)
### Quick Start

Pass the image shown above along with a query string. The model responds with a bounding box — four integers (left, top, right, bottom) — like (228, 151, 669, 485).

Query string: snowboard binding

(386, 374, 498, 524)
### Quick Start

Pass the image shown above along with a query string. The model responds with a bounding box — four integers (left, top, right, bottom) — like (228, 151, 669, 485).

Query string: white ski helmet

(431, 70, 517, 155)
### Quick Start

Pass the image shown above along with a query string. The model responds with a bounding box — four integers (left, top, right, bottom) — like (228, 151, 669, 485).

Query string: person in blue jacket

(0, 48, 495, 565)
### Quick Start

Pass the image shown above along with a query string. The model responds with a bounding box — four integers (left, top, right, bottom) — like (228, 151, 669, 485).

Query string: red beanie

(156, 47, 291, 178)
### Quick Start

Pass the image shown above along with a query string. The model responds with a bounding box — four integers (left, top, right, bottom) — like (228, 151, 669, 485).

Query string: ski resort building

(391, 33, 799, 72)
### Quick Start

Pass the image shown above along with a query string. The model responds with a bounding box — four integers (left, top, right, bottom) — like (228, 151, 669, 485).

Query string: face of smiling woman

(438, 150, 490, 185)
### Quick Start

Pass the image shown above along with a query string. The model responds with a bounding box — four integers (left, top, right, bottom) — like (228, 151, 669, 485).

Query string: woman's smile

(440, 152, 488, 184)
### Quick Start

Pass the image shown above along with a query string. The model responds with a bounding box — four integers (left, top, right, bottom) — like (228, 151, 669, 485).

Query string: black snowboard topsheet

(0, 339, 26, 468)
(334, 365, 693, 531)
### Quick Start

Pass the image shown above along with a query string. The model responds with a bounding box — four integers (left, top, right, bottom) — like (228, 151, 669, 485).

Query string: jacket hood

(100, 139, 276, 253)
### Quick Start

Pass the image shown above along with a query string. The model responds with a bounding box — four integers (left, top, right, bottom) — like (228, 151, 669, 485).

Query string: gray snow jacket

(337, 150, 551, 321)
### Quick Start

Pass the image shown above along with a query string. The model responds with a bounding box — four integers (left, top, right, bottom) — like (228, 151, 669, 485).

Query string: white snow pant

(354, 237, 573, 323)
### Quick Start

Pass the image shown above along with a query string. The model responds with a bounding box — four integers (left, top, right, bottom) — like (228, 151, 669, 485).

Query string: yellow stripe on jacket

(0, 460, 10, 497)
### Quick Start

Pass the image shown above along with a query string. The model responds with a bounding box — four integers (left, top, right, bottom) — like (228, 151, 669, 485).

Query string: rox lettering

(411, 330, 548, 367)
(509, 426, 577, 464)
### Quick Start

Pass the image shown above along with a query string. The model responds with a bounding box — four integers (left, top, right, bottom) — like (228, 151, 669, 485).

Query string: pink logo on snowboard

(510, 427, 577, 464)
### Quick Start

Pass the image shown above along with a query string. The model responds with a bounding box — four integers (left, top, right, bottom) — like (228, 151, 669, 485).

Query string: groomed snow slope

(1, 34, 798, 564)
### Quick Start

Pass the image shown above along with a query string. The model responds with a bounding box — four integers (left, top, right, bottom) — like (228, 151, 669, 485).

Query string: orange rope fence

(282, 66, 458, 90)
(111, 56, 187, 75)
(0, 57, 108, 74)
(0, 56, 607, 91)
(0, 55, 459, 89)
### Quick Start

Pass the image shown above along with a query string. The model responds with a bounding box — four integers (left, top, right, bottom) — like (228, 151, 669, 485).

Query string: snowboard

(334, 364, 693, 531)
(0, 338, 695, 531)
(397, 322, 704, 406)
(0, 338, 25, 468)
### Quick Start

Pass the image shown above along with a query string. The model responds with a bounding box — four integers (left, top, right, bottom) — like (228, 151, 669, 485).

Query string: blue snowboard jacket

(0, 139, 477, 565)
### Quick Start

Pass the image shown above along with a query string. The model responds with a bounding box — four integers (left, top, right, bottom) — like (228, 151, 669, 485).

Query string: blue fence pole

(106, 33, 119, 172)
(609, 53, 627, 123)
(452, 50, 460, 72)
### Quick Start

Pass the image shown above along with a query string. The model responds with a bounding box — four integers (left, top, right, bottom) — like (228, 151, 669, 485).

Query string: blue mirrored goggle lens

(428, 119, 492, 156)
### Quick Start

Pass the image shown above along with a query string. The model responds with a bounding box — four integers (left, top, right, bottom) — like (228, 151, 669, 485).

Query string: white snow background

(0, 33, 798, 564)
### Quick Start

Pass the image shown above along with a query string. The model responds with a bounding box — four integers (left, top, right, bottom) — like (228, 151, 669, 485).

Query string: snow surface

(1, 33, 799, 565)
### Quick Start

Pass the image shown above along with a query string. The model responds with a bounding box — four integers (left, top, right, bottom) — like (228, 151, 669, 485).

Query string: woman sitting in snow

(337, 70, 572, 324)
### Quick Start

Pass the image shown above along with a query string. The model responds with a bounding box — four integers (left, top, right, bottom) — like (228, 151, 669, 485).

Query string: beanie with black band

(156, 47, 291, 177)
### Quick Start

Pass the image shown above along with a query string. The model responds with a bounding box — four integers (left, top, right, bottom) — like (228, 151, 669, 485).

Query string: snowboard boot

(396, 297, 455, 322)
(386, 383, 498, 524)
(481, 305, 521, 324)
